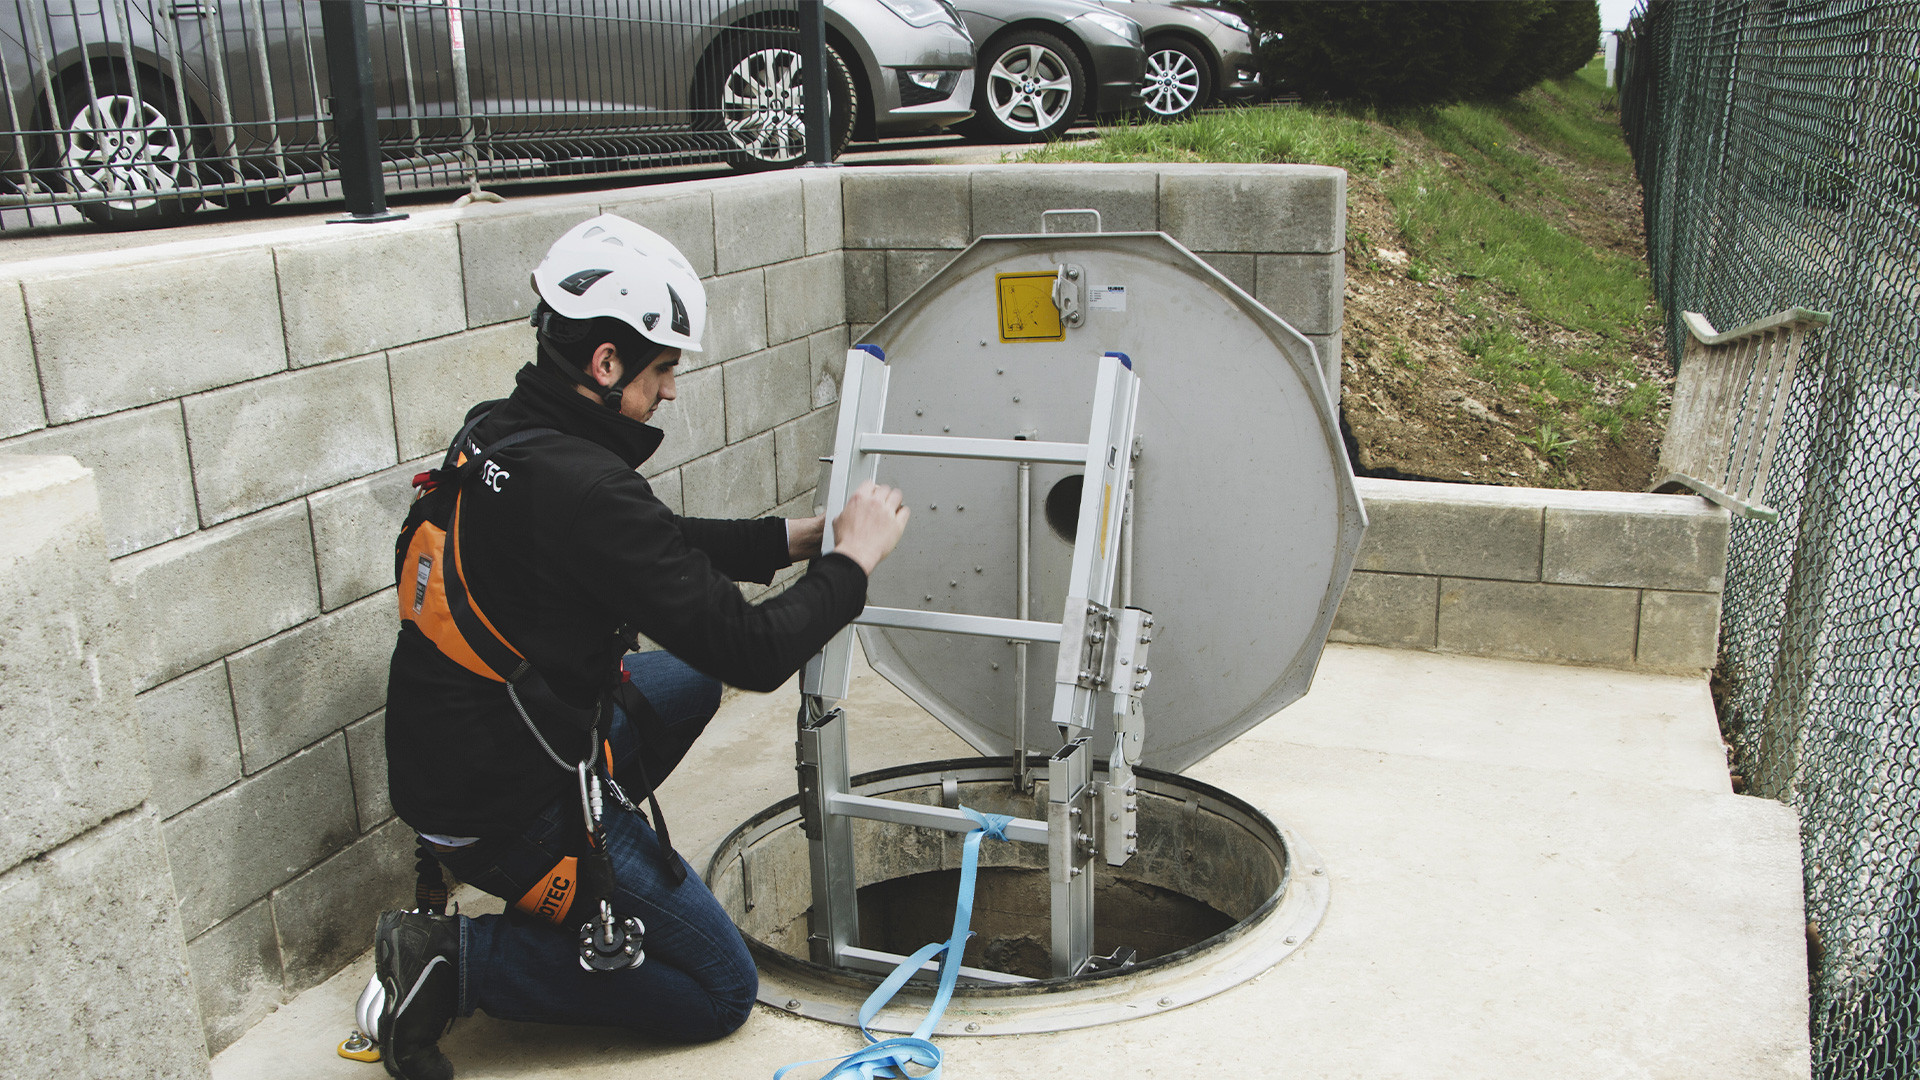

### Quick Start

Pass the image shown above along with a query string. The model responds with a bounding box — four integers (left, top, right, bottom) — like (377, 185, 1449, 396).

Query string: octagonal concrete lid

(856, 231, 1366, 772)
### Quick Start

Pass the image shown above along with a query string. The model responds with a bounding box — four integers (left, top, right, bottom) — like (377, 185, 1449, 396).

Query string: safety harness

(396, 407, 684, 974)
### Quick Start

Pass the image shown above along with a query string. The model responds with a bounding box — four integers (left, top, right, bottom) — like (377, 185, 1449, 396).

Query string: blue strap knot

(774, 804, 1013, 1080)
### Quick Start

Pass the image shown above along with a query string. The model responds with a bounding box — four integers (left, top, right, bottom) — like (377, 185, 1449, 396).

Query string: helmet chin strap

(538, 337, 640, 412)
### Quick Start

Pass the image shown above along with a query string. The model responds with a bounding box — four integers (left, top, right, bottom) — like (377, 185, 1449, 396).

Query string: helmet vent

(558, 268, 613, 295)
(667, 284, 691, 337)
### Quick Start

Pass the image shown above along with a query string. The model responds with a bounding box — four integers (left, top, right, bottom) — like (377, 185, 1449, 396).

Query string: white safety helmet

(530, 214, 706, 353)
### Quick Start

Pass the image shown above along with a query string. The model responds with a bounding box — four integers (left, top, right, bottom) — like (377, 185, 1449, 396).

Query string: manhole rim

(704, 756, 1330, 1035)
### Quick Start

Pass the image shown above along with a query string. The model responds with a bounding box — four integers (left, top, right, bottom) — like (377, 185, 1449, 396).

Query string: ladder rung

(856, 432, 1087, 465)
(828, 792, 1051, 845)
(855, 606, 1064, 643)
(838, 945, 1036, 986)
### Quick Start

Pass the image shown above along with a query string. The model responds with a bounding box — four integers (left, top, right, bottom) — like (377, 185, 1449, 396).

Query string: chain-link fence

(1619, 3, 1919, 1077)
(0, 0, 836, 229)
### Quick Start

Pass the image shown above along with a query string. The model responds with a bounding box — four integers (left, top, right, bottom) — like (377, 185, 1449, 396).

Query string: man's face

(615, 347, 681, 424)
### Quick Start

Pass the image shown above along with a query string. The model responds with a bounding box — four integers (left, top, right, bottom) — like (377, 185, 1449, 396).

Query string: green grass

(1019, 106, 1398, 178)
(1029, 60, 1659, 461)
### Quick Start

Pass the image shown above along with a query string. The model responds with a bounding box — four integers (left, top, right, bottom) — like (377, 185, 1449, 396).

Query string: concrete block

(0, 283, 44, 438)
(844, 249, 887, 325)
(1639, 590, 1722, 672)
(184, 354, 398, 525)
(1544, 498, 1730, 592)
(457, 205, 584, 327)
(887, 250, 955, 309)
(701, 269, 768, 368)
(187, 900, 282, 1057)
(0, 810, 209, 1080)
(389, 323, 530, 462)
(1, 401, 196, 557)
(808, 325, 850, 408)
(602, 187, 719, 277)
(650, 468, 685, 516)
(345, 711, 391, 832)
(843, 169, 971, 248)
(970, 166, 1157, 237)
(682, 431, 777, 519)
(767, 252, 845, 344)
(1159, 165, 1346, 254)
(1353, 478, 1544, 581)
(1255, 252, 1344, 335)
(713, 174, 806, 274)
(227, 591, 395, 774)
(641, 364, 725, 476)
(275, 226, 466, 368)
(776, 489, 821, 520)
(1330, 571, 1437, 648)
(162, 733, 357, 937)
(776, 407, 839, 505)
(309, 460, 425, 612)
(271, 818, 413, 993)
(800, 169, 843, 255)
(136, 663, 242, 820)
(725, 340, 812, 444)
(0, 456, 149, 871)
(114, 502, 320, 691)
(29, 249, 285, 423)
(1197, 252, 1256, 295)
(1438, 578, 1640, 666)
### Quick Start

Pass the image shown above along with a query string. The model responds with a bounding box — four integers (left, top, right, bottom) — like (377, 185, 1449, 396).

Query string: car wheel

(712, 38, 855, 172)
(51, 68, 202, 226)
(1141, 38, 1211, 121)
(966, 29, 1086, 143)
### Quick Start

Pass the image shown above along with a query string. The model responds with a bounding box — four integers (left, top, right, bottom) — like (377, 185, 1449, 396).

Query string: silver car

(0, 0, 974, 227)
(1094, 0, 1258, 119)
(951, 0, 1145, 142)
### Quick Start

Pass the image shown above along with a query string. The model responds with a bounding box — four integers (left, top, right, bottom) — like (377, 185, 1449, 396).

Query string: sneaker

(374, 910, 459, 1080)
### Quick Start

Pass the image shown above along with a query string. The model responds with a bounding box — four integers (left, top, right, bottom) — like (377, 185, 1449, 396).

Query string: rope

(774, 806, 1014, 1080)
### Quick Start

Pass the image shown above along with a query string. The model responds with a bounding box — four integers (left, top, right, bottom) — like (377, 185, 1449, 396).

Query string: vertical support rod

(1047, 737, 1094, 978)
(797, 702, 859, 966)
(1014, 433, 1034, 793)
(320, 0, 405, 223)
(798, 0, 832, 166)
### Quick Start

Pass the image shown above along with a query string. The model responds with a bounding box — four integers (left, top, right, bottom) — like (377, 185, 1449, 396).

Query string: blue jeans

(433, 652, 756, 1041)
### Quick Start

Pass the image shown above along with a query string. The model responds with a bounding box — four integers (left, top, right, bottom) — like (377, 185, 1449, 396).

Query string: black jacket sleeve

(674, 515, 791, 584)
(570, 471, 867, 692)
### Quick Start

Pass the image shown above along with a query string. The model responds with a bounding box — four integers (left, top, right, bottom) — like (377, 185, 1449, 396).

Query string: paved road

(0, 130, 1068, 263)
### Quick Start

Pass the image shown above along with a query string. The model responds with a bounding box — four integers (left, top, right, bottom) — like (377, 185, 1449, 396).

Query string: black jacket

(385, 362, 867, 836)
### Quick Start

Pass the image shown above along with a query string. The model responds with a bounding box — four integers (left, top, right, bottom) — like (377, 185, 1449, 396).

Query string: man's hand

(786, 514, 825, 561)
(830, 481, 910, 574)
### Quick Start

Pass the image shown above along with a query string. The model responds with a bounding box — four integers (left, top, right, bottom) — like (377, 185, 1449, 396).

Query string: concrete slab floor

(214, 644, 1811, 1079)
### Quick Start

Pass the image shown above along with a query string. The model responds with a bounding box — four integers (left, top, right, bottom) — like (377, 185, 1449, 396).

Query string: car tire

(963, 29, 1087, 143)
(1141, 37, 1211, 121)
(49, 67, 202, 226)
(709, 36, 855, 172)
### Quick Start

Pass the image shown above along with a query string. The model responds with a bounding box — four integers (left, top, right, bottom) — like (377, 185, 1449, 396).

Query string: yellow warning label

(996, 272, 1065, 342)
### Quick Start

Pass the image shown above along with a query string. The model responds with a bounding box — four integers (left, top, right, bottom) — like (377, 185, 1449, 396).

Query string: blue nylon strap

(774, 806, 1015, 1080)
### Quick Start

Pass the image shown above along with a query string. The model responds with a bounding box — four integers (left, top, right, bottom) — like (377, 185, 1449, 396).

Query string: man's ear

(588, 343, 622, 388)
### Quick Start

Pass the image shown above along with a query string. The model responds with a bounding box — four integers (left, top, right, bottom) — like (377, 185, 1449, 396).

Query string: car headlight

(1203, 9, 1250, 35)
(877, 0, 959, 28)
(1073, 10, 1142, 45)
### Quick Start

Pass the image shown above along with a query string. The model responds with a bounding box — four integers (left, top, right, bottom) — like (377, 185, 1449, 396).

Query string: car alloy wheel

(54, 70, 202, 225)
(714, 40, 854, 171)
(1142, 39, 1209, 120)
(979, 30, 1085, 141)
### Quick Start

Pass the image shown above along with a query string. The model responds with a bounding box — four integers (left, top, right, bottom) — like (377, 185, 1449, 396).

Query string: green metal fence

(1619, 3, 1919, 1077)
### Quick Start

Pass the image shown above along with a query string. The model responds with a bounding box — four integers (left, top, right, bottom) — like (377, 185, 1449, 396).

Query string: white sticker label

(1089, 285, 1127, 312)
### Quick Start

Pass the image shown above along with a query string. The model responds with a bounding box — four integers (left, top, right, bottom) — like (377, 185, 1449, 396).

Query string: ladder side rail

(803, 348, 892, 704)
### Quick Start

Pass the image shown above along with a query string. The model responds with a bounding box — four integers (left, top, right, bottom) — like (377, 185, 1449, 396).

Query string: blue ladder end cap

(1105, 351, 1132, 369)
(855, 344, 886, 362)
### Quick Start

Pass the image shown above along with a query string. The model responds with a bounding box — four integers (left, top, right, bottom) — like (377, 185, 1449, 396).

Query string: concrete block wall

(0, 456, 211, 1080)
(1331, 478, 1731, 674)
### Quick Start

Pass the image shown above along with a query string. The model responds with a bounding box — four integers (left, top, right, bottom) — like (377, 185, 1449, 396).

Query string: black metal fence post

(320, 0, 406, 223)
(798, 0, 834, 167)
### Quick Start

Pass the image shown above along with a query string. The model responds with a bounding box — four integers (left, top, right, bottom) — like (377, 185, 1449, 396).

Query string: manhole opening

(709, 762, 1309, 1027)
(856, 866, 1236, 980)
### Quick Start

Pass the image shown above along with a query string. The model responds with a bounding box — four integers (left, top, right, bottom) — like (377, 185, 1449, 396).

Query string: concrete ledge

(1337, 478, 1729, 674)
